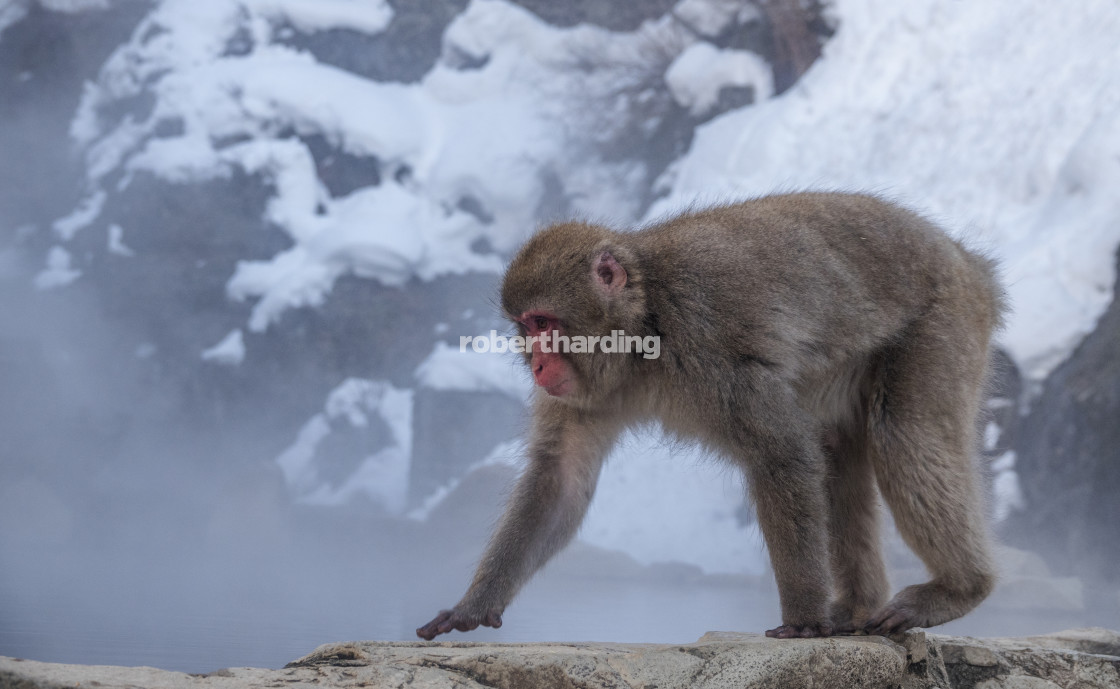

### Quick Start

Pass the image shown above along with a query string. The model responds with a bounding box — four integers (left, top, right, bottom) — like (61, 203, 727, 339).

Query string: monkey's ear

(593, 250, 627, 295)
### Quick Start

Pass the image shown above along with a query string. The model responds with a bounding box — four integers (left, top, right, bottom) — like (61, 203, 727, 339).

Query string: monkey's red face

(518, 311, 576, 397)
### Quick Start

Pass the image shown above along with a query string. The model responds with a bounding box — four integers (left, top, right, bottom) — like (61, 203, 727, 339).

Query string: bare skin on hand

(416, 609, 502, 641)
(417, 192, 1003, 641)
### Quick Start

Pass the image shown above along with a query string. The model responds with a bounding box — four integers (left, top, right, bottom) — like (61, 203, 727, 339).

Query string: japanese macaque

(417, 192, 1003, 640)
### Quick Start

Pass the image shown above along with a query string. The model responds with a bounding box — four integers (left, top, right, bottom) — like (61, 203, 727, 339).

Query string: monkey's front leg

(417, 407, 614, 640)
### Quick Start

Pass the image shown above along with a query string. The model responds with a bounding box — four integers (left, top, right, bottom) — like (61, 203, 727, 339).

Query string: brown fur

(417, 192, 1004, 640)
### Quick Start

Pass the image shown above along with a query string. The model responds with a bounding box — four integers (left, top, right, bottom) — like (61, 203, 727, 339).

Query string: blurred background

(0, 0, 1117, 674)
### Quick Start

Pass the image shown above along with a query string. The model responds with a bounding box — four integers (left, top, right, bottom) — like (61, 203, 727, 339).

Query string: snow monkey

(417, 192, 1003, 640)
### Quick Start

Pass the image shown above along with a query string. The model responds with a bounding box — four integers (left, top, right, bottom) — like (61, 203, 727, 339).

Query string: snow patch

(201, 329, 246, 365)
(275, 379, 413, 513)
(39, 0, 109, 11)
(52, 191, 105, 241)
(673, 0, 755, 37)
(414, 341, 531, 399)
(0, 3, 28, 38)
(990, 451, 1024, 522)
(225, 180, 503, 331)
(34, 246, 81, 290)
(243, 0, 393, 35)
(107, 224, 135, 257)
(665, 41, 772, 116)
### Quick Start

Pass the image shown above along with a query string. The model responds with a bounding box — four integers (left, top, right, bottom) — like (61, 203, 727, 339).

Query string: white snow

(652, 0, 1120, 381)
(69, 0, 716, 332)
(414, 341, 531, 399)
(672, 0, 756, 38)
(39, 0, 109, 11)
(0, 3, 28, 38)
(665, 42, 772, 116)
(107, 224, 135, 257)
(34, 246, 81, 290)
(243, 0, 393, 35)
(200, 329, 246, 365)
(225, 177, 503, 331)
(990, 451, 1025, 522)
(982, 421, 1000, 451)
(1, 0, 111, 25)
(51, 190, 105, 241)
(275, 378, 413, 514)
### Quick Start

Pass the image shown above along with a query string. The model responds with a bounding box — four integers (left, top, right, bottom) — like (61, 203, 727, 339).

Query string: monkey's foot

(765, 623, 833, 639)
(863, 584, 942, 636)
(864, 577, 992, 637)
(829, 604, 878, 635)
(829, 621, 867, 636)
(863, 603, 918, 637)
(416, 609, 503, 641)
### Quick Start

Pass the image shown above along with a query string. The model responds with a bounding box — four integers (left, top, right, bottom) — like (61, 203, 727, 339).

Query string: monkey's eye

(533, 316, 549, 331)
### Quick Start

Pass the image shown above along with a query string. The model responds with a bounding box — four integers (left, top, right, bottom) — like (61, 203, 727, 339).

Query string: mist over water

(0, 271, 755, 670)
(0, 262, 742, 670)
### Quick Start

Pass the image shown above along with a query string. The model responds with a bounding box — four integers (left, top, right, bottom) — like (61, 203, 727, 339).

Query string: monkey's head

(501, 222, 647, 405)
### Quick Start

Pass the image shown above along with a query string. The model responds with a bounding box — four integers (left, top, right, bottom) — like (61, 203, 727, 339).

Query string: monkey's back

(632, 193, 1004, 377)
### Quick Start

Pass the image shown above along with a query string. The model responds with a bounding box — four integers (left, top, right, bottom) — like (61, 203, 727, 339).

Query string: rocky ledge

(2, 628, 1118, 689)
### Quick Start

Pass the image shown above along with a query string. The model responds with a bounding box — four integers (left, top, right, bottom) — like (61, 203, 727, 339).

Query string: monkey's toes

(863, 606, 916, 637)
(765, 623, 833, 639)
(831, 624, 866, 636)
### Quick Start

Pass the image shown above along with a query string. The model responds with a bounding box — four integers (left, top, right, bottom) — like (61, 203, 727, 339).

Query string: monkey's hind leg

(825, 427, 889, 633)
(864, 311, 996, 636)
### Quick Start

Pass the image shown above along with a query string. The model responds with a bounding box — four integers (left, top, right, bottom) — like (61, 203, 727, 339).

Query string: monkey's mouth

(542, 378, 575, 397)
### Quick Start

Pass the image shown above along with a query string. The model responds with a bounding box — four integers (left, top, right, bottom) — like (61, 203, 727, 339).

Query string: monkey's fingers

(482, 611, 503, 629)
(764, 624, 833, 639)
(416, 610, 456, 640)
(416, 609, 500, 640)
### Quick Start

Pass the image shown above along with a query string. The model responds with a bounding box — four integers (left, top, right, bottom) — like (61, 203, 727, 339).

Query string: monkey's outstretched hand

(416, 608, 503, 641)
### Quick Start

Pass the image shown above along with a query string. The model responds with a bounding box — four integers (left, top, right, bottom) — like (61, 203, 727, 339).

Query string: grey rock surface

(2, 628, 1118, 689)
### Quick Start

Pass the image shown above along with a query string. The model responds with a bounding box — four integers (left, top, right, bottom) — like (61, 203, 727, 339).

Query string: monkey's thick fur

(418, 192, 1004, 640)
